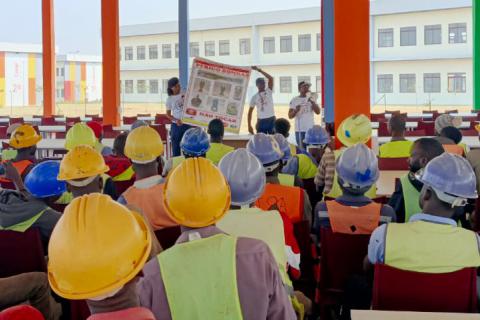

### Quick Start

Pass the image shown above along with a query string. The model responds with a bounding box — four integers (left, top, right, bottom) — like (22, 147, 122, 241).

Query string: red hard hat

(0, 305, 45, 320)
(86, 121, 102, 139)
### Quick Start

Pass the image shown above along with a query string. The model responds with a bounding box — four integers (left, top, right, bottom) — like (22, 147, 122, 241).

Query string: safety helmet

(336, 143, 379, 189)
(219, 148, 266, 206)
(435, 114, 462, 135)
(247, 133, 283, 165)
(304, 125, 330, 146)
(48, 193, 152, 300)
(86, 121, 103, 139)
(273, 133, 291, 161)
(416, 153, 477, 206)
(9, 124, 41, 149)
(130, 120, 148, 131)
(6, 123, 21, 136)
(164, 157, 230, 228)
(65, 123, 96, 151)
(0, 305, 45, 320)
(180, 127, 210, 157)
(336, 114, 372, 147)
(25, 161, 67, 198)
(57, 145, 109, 182)
(124, 126, 164, 164)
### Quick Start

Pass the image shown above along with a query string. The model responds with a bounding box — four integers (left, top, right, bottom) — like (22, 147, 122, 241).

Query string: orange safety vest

(443, 144, 464, 156)
(0, 160, 33, 183)
(255, 183, 304, 223)
(123, 184, 178, 230)
(326, 200, 382, 235)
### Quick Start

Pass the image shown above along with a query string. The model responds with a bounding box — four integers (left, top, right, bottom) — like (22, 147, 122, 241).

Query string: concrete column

(178, 0, 190, 90)
(42, 0, 55, 116)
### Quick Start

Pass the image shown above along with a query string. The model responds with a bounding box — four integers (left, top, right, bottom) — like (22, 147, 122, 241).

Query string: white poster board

(182, 58, 251, 134)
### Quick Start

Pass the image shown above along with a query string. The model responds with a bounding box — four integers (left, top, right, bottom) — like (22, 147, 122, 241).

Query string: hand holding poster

(181, 58, 251, 133)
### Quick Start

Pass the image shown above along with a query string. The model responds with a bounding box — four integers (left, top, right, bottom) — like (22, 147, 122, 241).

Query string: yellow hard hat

(57, 145, 109, 181)
(48, 193, 152, 300)
(65, 123, 96, 151)
(125, 126, 164, 164)
(336, 114, 372, 147)
(164, 157, 231, 228)
(9, 124, 42, 149)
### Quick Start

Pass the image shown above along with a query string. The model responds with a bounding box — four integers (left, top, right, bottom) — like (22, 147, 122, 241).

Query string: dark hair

(167, 77, 179, 96)
(440, 126, 463, 144)
(274, 118, 291, 137)
(208, 119, 224, 138)
(113, 132, 128, 157)
(388, 114, 406, 133)
(414, 138, 445, 161)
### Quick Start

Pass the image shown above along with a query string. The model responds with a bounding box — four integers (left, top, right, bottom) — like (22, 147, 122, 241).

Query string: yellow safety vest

(206, 143, 234, 165)
(296, 154, 317, 180)
(158, 234, 243, 320)
(289, 143, 297, 156)
(0, 209, 46, 232)
(378, 140, 413, 158)
(278, 173, 295, 187)
(1, 149, 17, 161)
(385, 221, 480, 273)
(112, 166, 135, 182)
(400, 175, 422, 222)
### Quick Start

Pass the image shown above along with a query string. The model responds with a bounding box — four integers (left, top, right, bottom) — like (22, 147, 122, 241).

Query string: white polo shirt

(289, 96, 315, 132)
(249, 88, 275, 119)
(166, 94, 184, 120)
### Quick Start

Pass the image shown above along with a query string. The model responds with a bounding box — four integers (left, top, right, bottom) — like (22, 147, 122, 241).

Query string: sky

(0, 0, 320, 55)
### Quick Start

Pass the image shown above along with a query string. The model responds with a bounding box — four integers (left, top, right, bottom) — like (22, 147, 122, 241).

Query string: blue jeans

(256, 116, 276, 134)
(171, 123, 192, 157)
(295, 131, 306, 150)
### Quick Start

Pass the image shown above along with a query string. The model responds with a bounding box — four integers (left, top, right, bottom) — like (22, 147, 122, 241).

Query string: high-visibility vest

(296, 154, 317, 180)
(289, 143, 297, 156)
(256, 183, 304, 223)
(379, 140, 414, 158)
(112, 166, 135, 182)
(0, 160, 33, 183)
(385, 221, 480, 273)
(158, 234, 243, 320)
(443, 144, 465, 156)
(400, 175, 422, 223)
(278, 173, 295, 187)
(206, 143, 234, 165)
(326, 201, 381, 235)
(1, 149, 17, 161)
(0, 208, 46, 232)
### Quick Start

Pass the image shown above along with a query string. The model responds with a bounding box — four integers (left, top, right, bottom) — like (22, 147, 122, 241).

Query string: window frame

(124, 47, 133, 61)
(205, 41, 215, 57)
(136, 46, 146, 60)
(219, 40, 230, 56)
(449, 23, 467, 44)
(263, 37, 275, 54)
(280, 36, 293, 53)
(378, 28, 394, 48)
(424, 24, 442, 45)
(447, 73, 466, 93)
(279, 76, 292, 93)
(423, 73, 441, 93)
(125, 80, 134, 94)
(399, 74, 416, 93)
(149, 79, 159, 94)
(298, 34, 312, 52)
(400, 27, 416, 47)
(162, 44, 172, 59)
(377, 74, 393, 94)
(148, 45, 158, 59)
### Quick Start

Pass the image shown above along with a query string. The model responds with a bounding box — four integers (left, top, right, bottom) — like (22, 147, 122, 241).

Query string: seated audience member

(273, 134, 303, 188)
(1, 123, 22, 161)
(48, 194, 156, 319)
(138, 157, 296, 319)
(205, 119, 234, 165)
(103, 132, 135, 184)
(274, 118, 297, 156)
(434, 114, 466, 151)
(378, 114, 413, 158)
(64, 122, 97, 151)
(86, 121, 113, 156)
(440, 126, 465, 156)
(130, 119, 148, 131)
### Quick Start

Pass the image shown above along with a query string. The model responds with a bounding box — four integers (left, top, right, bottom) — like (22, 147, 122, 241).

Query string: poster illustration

(182, 58, 251, 133)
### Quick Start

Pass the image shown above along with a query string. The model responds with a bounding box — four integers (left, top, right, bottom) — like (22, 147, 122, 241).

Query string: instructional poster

(182, 58, 251, 133)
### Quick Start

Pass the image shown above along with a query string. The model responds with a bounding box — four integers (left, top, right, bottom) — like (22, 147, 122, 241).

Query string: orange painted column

(42, 0, 55, 116)
(101, 0, 120, 126)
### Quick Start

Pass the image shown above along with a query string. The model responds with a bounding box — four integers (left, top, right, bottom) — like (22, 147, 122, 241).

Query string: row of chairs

(378, 121, 479, 137)
(372, 110, 480, 123)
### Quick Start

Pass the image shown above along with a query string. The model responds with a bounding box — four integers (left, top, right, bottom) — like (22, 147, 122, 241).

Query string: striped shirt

(314, 147, 336, 195)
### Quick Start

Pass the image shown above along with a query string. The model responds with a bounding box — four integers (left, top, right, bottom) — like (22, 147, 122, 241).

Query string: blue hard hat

(247, 133, 283, 165)
(180, 127, 210, 156)
(273, 133, 291, 161)
(336, 143, 379, 189)
(24, 161, 67, 199)
(219, 148, 266, 206)
(304, 125, 330, 145)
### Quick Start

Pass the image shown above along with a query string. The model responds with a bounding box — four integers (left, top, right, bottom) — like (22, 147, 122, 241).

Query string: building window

(162, 44, 172, 59)
(378, 28, 394, 48)
(400, 27, 416, 46)
(125, 47, 133, 60)
(137, 46, 146, 60)
(174, 43, 179, 58)
(425, 25, 442, 45)
(449, 23, 467, 44)
(316, 76, 321, 93)
(162, 79, 169, 94)
(205, 41, 215, 56)
(280, 77, 292, 93)
(424, 73, 441, 93)
(56, 68, 59, 77)
(137, 80, 146, 94)
(149, 45, 158, 59)
(219, 40, 230, 56)
(61, 89, 64, 97)
(263, 37, 275, 54)
(316, 33, 321, 51)
(149, 80, 159, 94)
(280, 36, 292, 53)
(400, 74, 416, 93)
(125, 80, 133, 94)
(239, 39, 251, 55)
(61, 68, 64, 77)
(448, 73, 466, 93)
(298, 34, 311, 52)
(190, 42, 199, 57)
(377, 74, 393, 93)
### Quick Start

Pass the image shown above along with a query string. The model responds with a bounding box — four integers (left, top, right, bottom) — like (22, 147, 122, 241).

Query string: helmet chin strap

(67, 175, 98, 187)
(264, 162, 280, 173)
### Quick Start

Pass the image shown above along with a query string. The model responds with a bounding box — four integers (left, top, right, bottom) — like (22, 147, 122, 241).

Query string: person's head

(336, 143, 379, 196)
(336, 114, 372, 147)
(6, 123, 21, 139)
(167, 77, 180, 96)
(124, 126, 164, 179)
(130, 120, 148, 131)
(180, 127, 210, 158)
(388, 114, 406, 136)
(65, 123, 96, 151)
(57, 145, 109, 198)
(112, 132, 128, 157)
(256, 77, 266, 92)
(24, 160, 67, 206)
(440, 126, 462, 144)
(208, 119, 225, 142)
(408, 138, 445, 174)
(48, 193, 152, 306)
(417, 153, 477, 218)
(274, 118, 291, 138)
(219, 148, 265, 209)
(273, 133, 291, 164)
(9, 124, 41, 159)
(247, 133, 283, 177)
(86, 121, 103, 142)
(304, 125, 331, 162)
(163, 157, 230, 228)
(435, 114, 462, 136)
(298, 81, 311, 96)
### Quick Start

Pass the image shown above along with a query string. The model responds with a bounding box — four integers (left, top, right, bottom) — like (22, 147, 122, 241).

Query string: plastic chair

(377, 157, 409, 170)
(85, 114, 99, 118)
(123, 116, 138, 125)
(378, 122, 389, 137)
(155, 114, 172, 125)
(9, 117, 24, 125)
(461, 129, 478, 137)
(66, 117, 81, 125)
(137, 113, 151, 117)
(404, 129, 426, 137)
(372, 264, 477, 313)
(154, 226, 181, 250)
(150, 124, 168, 141)
(446, 109, 458, 114)
(92, 116, 103, 123)
(40, 117, 57, 126)
(416, 121, 435, 136)
(102, 124, 118, 139)
(0, 126, 8, 139)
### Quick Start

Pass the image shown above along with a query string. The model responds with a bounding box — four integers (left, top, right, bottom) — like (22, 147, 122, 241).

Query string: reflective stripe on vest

(206, 143, 234, 165)
(172, 156, 185, 169)
(278, 173, 295, 187)
(296, 154, 317, 180)
(112, 166, 135, 182)
(158, 234, 243, 320)
(443, 144, 465, 156)
(399, 175, 421, 223)
(326, 201, 381, 235)
(385, 221, 480, 273)
(379, 140, 414, 158)
(0, 208, 47, 232)
(255, 183, 304, 223)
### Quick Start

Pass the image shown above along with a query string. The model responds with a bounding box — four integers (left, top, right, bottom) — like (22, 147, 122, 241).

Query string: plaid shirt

(314, 147, 336, 195)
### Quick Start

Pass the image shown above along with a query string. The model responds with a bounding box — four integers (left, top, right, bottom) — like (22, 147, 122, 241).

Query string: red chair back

(154, 226, 181, 250)
(150, 124, 168, 141)
(378, 157, 409, 170)
(461, 129, 478, 137)
(0, 126, 8, 139)
(102, 124, 118, 138)
(0, 228, 47, 277)
(405, 129, 426, 137)
(372, 264, 477, 313)
(378, 122, 389, 137)
(416, 121, 435, 136)
(85, 114, 99, 118)
(40, 117, 57, 125)
(137, 113, 151, 117)
(9, 117, 24, 125)
(123, 116, 138, 125)
(66, 117, 81, 125)
(92, 116, 103, 123)
(2, 142, 9, 149)
(155, 114, 172, 125)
